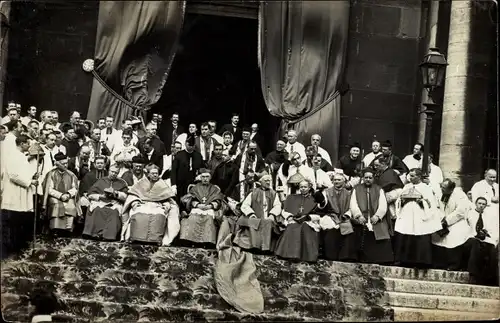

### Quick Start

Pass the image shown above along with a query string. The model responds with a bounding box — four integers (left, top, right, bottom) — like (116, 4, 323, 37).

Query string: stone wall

(341, 0, 425, 157)
(5, 1, 98, 120)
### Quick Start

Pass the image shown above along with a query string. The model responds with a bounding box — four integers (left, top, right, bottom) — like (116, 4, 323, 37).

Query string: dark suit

(143, 150, 164, 171)
(171, 150, 205, 198)
(62, 138, 80, 158)
(159, 123, 184, 154)
(218, 123, 242, 143)
(250, 132, 264, 151)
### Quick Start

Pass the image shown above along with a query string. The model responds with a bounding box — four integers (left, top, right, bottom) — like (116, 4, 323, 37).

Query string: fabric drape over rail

(258, 1, 350, 164)
(86, 1, 186, 127)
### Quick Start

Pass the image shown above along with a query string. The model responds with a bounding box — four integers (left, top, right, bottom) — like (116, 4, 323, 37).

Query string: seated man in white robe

(464, 197, 499, 286)
(179, 168, 224, 246)
(121, 164, 180, 246)
(83, 165, 128, 241)
(234, 172, 282, 252)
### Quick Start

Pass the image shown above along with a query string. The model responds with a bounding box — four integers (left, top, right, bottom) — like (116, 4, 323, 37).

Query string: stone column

(439, 0, 495, 190)
(417, 0, 440, 143)
(0, 0, 11, 112)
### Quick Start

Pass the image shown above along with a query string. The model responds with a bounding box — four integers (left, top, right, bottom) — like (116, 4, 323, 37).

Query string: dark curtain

(258, 1, 350, 164)
(86, 1, 186, 127)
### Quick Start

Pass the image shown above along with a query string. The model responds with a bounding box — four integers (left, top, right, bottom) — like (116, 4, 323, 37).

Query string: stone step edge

(385, 277, 499, 299)
(1, 292, 391, 322)
(386, 291, 500, 314)
(391, 306, 499, 322)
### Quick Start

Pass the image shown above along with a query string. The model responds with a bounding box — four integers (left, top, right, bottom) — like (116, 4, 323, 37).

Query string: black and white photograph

(0, 0, 498, 322)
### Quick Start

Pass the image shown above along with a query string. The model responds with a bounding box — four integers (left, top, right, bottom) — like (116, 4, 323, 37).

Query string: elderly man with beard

(41, 152, 82, 237)
(121, 164, 180, 246)
(226, 141, 266, 202)
(179, 168, 224, 247)
(122, 155, 147, 187)
(82, 164, 128, 241)
(234, 171, 282, 253)
(316, 172, 354, 261)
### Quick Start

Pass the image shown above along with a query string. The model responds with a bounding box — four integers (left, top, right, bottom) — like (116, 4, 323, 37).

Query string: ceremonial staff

(28, 141, 45, 251)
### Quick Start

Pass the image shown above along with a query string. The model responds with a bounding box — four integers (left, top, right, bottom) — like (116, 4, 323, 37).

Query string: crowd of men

(0, 102, 498, 286)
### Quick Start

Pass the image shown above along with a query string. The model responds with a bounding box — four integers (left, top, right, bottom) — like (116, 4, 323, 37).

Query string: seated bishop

(121, 164, 180, 246)
(233, 171, 282, 252)
(274, 178, 323, 263)
(179, 168, 224, 246)
(83, 164, 128, 241)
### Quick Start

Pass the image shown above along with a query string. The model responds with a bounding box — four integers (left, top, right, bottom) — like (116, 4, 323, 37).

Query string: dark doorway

(152, 13, 280, 154)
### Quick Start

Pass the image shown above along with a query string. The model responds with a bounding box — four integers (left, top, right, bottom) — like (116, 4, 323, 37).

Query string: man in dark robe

(68, 145, 92, 180)
(211, 155, 235, 195)
(78, 156, 108, 236)
(235, 172, 282, 253)
(60, 123, 80, 158)
(179, 169, 223, 246)
(316, 172, 353, 261)
(304, 145, 333, 173)
(229, 127, 262, 157)
(83, 164, 128, 241)
(274, 179, 322, 262)
(265, 140, 289, 189)
(122, 155, 147, 187)
(345, 168, 393, 265)
(158, 113, 184, 154)
(336, 142, 363, 189)
(226, 141, 266, 201)
(370, 140, 408, 176)
(228, 170, 258, 202)
(373, 157, 404, 239)
(87, 128, 111, 163)
(137, 122, 167, 156)
(141, 138, 164, 171)
(207, 143, 225, 174)
(42, 152, 82, 237)
(171, 135, 205, 200)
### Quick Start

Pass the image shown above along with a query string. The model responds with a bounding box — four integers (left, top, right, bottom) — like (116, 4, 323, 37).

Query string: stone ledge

(393, 306, 499, 322)
(386, 291, 500, 314)
(386, 278, 499, 300)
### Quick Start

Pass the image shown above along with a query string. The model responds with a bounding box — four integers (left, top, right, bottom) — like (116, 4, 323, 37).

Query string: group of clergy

(1, 106, 498, 286)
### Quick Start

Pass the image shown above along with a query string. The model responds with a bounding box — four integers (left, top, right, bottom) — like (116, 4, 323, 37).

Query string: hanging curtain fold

(258, 0, 350, 164)
(86, 1, 186, 127)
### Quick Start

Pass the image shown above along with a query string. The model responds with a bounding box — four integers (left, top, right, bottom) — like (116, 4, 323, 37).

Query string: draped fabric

(258, 1, 350, 164)
(86, 1, 186, 127)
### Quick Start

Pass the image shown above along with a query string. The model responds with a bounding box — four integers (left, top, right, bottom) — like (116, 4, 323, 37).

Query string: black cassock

(171, 150, 205, 199)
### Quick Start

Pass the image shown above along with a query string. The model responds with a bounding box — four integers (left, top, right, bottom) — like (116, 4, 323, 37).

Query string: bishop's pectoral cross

(298, 205, 304, 214)
(202, 197, 207, 203)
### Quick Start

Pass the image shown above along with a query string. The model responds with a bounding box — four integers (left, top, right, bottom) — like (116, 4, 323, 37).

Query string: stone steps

(385, 277, 499, 299)
(386, 291, 500, 314)
(1, 292, 393, 322)
(393, 306, 499, 321)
